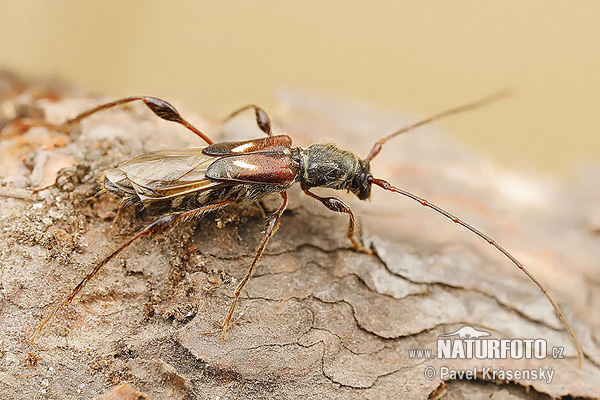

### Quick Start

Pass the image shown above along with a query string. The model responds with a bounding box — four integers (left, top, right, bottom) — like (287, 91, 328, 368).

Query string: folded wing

(104, 148, 227, 203)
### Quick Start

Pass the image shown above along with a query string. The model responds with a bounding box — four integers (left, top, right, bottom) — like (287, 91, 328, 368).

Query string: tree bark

(0, 74, 598, 399)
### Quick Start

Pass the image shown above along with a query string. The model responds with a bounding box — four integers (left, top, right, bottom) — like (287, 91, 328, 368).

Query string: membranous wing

(104, 136, 298, 204)
(104, 148, 226, 203)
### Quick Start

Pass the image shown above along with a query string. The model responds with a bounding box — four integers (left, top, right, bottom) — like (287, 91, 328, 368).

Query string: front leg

(302, 186, 372, 255)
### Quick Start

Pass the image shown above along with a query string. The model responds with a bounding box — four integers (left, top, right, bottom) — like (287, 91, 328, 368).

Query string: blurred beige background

(0, 1, 598, 177)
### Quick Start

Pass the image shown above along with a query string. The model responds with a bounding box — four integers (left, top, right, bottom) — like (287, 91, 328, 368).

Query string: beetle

(27, 94, 583, 368)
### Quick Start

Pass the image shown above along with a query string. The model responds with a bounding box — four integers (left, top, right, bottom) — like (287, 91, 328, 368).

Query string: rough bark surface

(0, 73, 599, 399)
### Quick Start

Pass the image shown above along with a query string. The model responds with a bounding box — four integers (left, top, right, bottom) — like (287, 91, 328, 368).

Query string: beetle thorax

(292, 144, 372, 200)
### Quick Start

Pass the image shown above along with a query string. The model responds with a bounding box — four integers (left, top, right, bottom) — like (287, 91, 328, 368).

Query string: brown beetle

(27, 94, 583, 368)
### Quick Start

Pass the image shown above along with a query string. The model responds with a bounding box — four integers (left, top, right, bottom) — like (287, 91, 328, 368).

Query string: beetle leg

(220, 191, 288, 339)
(29, 199, 233, 343)
(302, 186, 372, 255)
(53, 96, 213, 144)
(222, 104, 272, 137)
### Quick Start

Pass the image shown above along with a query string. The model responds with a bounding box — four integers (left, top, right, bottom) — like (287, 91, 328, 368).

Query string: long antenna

(370, 177, 583, 369)
(366, 89, 511, 162)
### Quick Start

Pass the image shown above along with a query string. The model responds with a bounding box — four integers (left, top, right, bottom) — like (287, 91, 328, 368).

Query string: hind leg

(53, 96, 213, 144)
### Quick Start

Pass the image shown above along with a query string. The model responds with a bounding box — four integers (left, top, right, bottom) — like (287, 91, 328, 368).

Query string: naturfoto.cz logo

(408, 325, 564, 384)
(408, 325, 565, 361)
